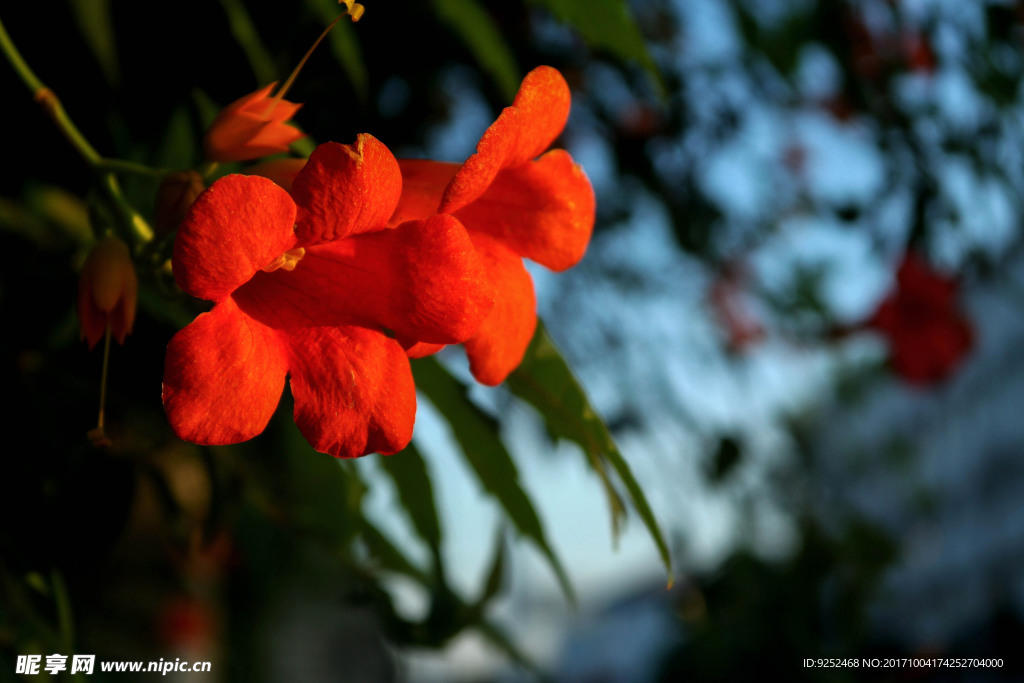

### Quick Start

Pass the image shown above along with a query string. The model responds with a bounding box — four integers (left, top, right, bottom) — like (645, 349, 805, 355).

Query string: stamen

(262, 247, 307, 273)
(342, 1, 365, 21)
(263, 2, 363, 118)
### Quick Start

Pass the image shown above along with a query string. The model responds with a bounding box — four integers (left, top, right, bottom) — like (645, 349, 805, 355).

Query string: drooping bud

(202, 83, 305, 162)
(78, 236, 138, 349)
(154, 170, 204, 236)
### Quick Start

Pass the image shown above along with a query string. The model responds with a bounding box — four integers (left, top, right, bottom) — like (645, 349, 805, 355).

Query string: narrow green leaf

(218, 0, 278, 85)
(0, 197, 65, 248)
(306, 0, 369, 101)
(271, 406, 362, 548)
(191, 89, 222, 130)
(413, 356, 576, 603)
(69, 0, 119, 85)
(360, 520, 431, 584)
(506, 321, 673, 580)
(155, 106, 196, 170)
(527, 0, 662, 90)
(475, 620, 537, 674)
(430, 0, 521, 101)
(469, 528, 506, 618)
(377, 443, 443, 551)
(360, 520, 537, 672)
(27, 187, 92, 246)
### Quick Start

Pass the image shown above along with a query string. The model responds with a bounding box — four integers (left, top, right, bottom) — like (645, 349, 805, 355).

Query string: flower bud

(154, 170, 204, 236)
(78, 236, 138, 349)
(202, 84, 304, 162)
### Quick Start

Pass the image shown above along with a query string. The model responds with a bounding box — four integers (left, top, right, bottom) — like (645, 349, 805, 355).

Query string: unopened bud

(78, 236, 138, 349)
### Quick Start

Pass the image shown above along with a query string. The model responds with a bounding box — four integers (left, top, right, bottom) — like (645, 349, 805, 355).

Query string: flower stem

(86, 324, 115, 449)
(96, 158, 167, 178)
(0, 15, 102, 165)
(0, 15, 154, 247)
(0, 15, 39, 89)
(98, 323, 111, 432)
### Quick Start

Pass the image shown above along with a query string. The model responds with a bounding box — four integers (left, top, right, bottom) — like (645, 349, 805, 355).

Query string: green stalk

(0, 15, 101, 164)
(0, 14, 154, 245)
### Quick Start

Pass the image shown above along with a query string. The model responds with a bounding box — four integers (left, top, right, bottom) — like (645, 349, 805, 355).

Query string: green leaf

(360, 520, 431, 583)
(264, 403, 364, 548)
(69, 0, 119, 85)
(413, 356, 575, 603)
(377, 443, 443, 551)
(156, 106, 196, 170)
(466, 528, 506, 622)
(506, 321, 673, 581)
(527, 0, 662, 89)
(0, 197, 62, 248)
(430, 0, 521, 101)
(359, 520, 537, 671)
(218, 0, 278, 85)
(26, 186, 92, 246)
(306, 0, 369, 101)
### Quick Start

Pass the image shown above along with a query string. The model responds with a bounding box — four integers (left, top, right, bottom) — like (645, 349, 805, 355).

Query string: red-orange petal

(507, 66, 573, 162)
(234, 215, 494, 345)
(110, 288, 137, 345)
(287, 326, 415, 457)
(454, 149, 594, 271)
(265, 100, 302, 125)
(77, 295, 107, 350)
(292, 135, 402, 245)
(203, 84, 305, 162)
(174, 175, 298, 303)
(400, 340, 446, 358)
(440, 66, 571, 214)
(227, 83, 277, 115)
(390, 160, 459, 226)
(163, 298, 289, 445)
(462, 234, 537, 385)
(202, 84, 275, 161)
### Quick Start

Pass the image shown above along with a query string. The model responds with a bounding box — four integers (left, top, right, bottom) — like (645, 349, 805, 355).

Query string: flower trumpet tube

(163, 135, 494, 458)
(389, 66, 596, 385)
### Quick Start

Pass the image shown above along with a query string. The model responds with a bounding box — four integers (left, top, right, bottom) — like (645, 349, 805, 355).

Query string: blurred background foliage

(3, 0, 1024, 681)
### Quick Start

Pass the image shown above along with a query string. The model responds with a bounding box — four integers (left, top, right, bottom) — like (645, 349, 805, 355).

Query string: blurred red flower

(869, 252, 973, 385)
(163, 135, 493, 457)
(709, 264, 764, 354)
(390, 66, 596, 385)
(903, 32, 937, 74)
